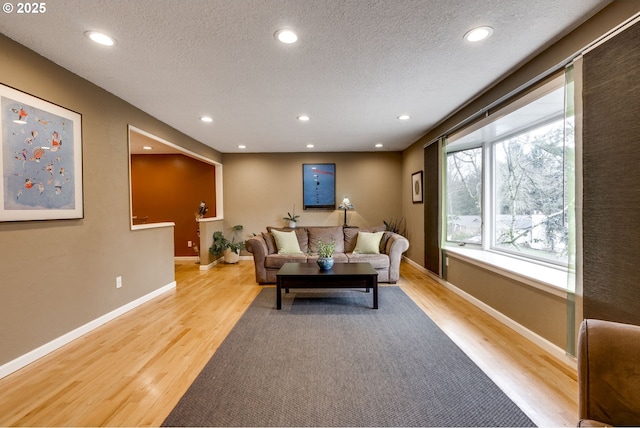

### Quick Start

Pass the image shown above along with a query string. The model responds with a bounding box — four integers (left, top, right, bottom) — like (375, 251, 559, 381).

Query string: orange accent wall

(131, 154, 216, 256)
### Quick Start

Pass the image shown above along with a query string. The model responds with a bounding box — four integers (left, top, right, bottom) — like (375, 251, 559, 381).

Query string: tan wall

(401, 142, 425, 266)
(446, 256, 568, 348)
(220, 152, 404, 244)
(0, 33, 221, 365)
(197, 219, 225, 265)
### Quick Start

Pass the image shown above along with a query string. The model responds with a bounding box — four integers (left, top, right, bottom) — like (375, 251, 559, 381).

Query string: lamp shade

(338, 197, 355, 210)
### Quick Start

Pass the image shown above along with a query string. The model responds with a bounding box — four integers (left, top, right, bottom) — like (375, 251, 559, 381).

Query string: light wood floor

(0, 260, 577, 427)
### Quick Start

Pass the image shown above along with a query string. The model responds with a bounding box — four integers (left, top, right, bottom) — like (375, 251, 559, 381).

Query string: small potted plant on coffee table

(316, 238, 336, 270)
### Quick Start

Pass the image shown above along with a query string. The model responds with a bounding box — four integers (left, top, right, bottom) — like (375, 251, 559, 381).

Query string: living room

(1, 1, 639, 426)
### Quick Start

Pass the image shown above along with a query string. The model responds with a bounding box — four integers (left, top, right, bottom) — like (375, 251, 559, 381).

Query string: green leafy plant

(316, 238, 336, 258)
(209, 231, 229, 257)
(383, 217, 407, 236)
(283, 212, 300, 223)
(228, 239, 245, 253)
(228, 225, 246, 253)
(208, 225, 246, 254)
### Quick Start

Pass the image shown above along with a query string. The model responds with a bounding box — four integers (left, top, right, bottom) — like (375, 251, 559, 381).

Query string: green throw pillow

(271, 229, 303, 254)
(353, 231, 384, 254)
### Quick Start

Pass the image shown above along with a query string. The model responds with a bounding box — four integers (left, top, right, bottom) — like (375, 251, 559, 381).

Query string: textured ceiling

(0, 0, 609, 153)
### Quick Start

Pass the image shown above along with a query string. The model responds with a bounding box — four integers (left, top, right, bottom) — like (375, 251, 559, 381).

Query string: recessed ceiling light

(200, 116, 213, 123)
(142, 146, 152, 150)
(375, 143, 383, 148)
(238, 145, 246, 149)
(397, 115, 410, 120)
(306, 144, 314, 148)
(275, 29, 298, 44)
(85, 31, 115, 46)
(464, 26, 494, 42)
(297, 115, 310, 122)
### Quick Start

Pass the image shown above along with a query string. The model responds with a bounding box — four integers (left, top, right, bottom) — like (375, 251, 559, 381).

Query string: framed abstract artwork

(302, 163, 336, 209)
(411, 170, 423, 203)
(0, 83, 83, 221)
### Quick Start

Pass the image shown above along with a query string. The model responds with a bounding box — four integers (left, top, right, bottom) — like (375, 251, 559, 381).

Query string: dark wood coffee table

(276, 262, 378, 310)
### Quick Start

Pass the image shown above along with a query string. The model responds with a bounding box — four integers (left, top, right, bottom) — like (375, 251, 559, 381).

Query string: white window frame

(444, 74, 570, 289)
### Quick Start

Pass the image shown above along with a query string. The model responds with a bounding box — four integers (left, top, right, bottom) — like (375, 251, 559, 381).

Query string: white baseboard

(199, 258, 221, 270)
(199, 255, 253, 271)
(0, 281, 176, 380)
(401, 256, 577, 369)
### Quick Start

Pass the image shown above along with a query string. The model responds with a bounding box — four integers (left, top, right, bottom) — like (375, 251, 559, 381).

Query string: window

(445, 74, 573, 266)
(446, 147, 482, 244)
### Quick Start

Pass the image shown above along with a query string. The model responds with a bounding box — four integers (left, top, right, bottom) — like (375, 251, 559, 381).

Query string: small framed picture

(411, 170, 423, 204)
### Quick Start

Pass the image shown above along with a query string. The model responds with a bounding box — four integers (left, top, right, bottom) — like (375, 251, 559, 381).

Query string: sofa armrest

(383, 232, 409, 282)
(246, 234, 268, 258)
(246, 235, 269, 284)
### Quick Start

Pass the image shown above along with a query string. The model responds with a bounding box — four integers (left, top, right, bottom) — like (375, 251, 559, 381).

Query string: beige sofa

(246, 226, 409, 284)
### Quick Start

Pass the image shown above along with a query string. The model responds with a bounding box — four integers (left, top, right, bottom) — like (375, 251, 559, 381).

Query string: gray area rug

(163, 287, 535, 427)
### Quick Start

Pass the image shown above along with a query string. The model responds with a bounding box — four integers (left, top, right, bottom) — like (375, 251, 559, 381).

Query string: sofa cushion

(264, 254, 308, 269)
(262, 232, 277, 254)
(308, 226, 345, 253)
(353, 231, 384, 254)
(271, 229, 303, 254)
(347, 253, 390, 270)
(379, 231, 392, 253)
(343, 228, 360, 253)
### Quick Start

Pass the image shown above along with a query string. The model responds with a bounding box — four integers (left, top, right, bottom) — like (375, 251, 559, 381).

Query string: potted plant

(283, 205, 300, 228)
(223, 225, 245, 264)
(223, 242, 243, 264)
(316, 238, 336, 270)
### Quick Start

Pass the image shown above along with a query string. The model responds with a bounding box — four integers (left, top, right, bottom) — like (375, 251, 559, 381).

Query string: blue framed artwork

(303, 163, 335, 210)
(0, 83, 83, 221)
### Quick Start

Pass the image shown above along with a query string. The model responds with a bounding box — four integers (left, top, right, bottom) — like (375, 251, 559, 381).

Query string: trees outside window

(447, 148, 482, 244)
(494, 119, 570, 262)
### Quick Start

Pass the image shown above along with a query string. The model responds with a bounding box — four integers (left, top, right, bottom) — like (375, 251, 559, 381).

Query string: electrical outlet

(116, 276, 122, 288)
(445, 257, 449, 267)
(187, 240, 192, 247)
